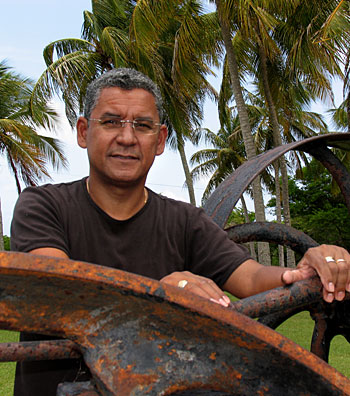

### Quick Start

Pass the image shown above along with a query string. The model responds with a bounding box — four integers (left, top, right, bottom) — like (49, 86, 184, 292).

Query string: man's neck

(86, 177, 148, 221)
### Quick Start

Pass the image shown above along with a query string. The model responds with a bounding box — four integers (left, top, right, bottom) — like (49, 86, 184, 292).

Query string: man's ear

(77, 117, 88, 148)
(156, 125, 168, 156)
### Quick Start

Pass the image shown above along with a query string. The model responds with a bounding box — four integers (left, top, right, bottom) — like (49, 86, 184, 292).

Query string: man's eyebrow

(100, 112, 122, 118)
(134, 116, 154, 121)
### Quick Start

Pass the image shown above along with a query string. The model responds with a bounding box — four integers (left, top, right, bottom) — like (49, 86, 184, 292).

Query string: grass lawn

(0, 313, 349, 395)
(0, 331, 18, 396)
(276, 310, 350, 378)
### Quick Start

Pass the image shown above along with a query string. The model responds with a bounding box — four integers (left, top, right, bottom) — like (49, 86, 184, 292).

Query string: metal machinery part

(204, 133, 350, 363)
(0, 252, 350, 395)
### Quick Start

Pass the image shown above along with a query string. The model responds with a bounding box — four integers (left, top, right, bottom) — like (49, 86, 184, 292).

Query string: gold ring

(325, 256, 335, 262)
(178, 280, 188, 288)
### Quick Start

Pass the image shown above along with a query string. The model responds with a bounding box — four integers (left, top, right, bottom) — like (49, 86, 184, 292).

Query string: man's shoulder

(16, 179, 87, 211)
(22, 178, 85, 197)
(148, 190, 207, 224)
(150, 190, 200, 212)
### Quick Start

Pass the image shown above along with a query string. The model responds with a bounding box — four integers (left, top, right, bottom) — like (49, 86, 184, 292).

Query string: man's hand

(160, 271, 231, 307)
(282, 245, 350, 303)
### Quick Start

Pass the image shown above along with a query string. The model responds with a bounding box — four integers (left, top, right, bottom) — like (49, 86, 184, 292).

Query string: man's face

(77, 87, 168, 187)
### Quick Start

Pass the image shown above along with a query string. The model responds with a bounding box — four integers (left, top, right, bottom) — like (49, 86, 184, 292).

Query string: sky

(0, 0, 220, 235)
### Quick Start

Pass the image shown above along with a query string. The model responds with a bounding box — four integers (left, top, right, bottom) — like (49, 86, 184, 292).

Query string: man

(11, 68, 350, 395)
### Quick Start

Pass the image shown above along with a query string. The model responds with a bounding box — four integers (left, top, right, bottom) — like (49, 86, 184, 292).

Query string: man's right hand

(160, 271, 231, 307)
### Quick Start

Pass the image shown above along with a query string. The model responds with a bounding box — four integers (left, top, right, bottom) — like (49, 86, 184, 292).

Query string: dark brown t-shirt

(10, 177, 251, 396)
(11, 177, 250, 287)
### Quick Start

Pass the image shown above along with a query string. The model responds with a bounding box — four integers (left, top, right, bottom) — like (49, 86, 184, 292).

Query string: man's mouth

(110, 154, 138, 160)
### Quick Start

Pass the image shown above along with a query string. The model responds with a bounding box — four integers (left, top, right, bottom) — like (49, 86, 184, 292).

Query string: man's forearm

(223, 259, 288, 298)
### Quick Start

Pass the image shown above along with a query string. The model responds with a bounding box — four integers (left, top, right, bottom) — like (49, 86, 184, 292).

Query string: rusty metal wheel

(0, 252, 349, 395)
(232, 275, 350, 363)
(202, 133, 350, 366)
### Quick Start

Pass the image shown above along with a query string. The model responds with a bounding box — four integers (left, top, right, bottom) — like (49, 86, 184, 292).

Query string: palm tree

(0, 61, 67, 250)
(32, 0, 221, 206)
(212, 0, 273, 265)
(190, 109, 259, 258)
(211, 0, 349, 265)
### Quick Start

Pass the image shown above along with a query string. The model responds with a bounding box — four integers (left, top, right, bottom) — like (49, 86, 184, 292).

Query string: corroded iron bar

(0, 340, 81, 362)
(226, 222, 319, 254)
(1, 252, 350, 395)
(232, 277, 349, 319)
(57, 381, 99, 396)
(204, 133, 350, 227)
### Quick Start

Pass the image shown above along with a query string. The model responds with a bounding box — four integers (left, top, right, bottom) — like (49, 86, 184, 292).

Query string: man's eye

(102, 119, 120, 126)
(135, 121, 153, 130)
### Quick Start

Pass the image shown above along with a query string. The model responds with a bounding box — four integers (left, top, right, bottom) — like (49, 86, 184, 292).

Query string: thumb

(282, 267, 315, 285)
(282, 269, 302, 285)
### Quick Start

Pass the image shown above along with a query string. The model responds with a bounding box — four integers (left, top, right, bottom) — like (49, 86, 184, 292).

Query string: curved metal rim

(204, 133, 350, 228)
(0, 251, 349, 395)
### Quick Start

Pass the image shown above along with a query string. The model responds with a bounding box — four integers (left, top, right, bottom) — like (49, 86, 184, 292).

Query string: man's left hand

(282, 244, 350, 303)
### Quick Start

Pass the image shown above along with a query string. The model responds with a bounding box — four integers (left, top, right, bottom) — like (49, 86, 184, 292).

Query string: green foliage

(0, 60, 67, 194)
(226, 207, 255, 227)
(267, 160, 350, 248)
(288, 163, 350, 248)
(3, 236, 10, 251)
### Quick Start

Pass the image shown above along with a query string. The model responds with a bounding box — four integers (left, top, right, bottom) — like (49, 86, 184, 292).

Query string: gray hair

(83, 68, 164, 121)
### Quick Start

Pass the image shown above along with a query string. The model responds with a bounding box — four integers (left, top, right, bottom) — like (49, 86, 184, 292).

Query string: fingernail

(210, 298, 221, 305)
(328, 282, 335, 292)
(219, 298, 229, 307)
(326, 293, 334, 303)
(336, 291, 345, 301)
(223, 295, 231, 304)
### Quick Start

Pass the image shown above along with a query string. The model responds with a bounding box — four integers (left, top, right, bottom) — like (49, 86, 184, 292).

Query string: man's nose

(115, 121, 137, 144)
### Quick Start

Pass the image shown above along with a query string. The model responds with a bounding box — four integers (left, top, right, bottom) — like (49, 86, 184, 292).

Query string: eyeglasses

(88, 116, 161, 135)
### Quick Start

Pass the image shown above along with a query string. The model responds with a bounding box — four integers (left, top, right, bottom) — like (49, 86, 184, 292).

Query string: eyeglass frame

(87, 116, 162, 135)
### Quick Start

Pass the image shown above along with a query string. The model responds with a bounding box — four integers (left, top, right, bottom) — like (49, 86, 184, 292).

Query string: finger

(185, 282, 229, 307)
(186, 278, 230, 307)
(184, 271, 230, 304)
(323, 287, 334, 303)
(161, 271, 230, 307)
(333, 257, 350, 301)
(298, 246, 337, 293)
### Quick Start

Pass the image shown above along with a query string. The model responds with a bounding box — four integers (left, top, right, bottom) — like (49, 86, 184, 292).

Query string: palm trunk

(177, 133, 196, 206)
(347, 93, 350, 134)
(258, 45, 295, 267)
(216, 0, 270, 265)
(0, 198, 4, 251)
(273, 162, 285, 267)
(8, 153, 22, 194)
(241, 196, 257, 260)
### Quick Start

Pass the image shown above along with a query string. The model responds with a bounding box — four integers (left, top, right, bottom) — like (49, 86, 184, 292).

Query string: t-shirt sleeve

(186, 208, 252, 288)
(10, 186, 69, 255)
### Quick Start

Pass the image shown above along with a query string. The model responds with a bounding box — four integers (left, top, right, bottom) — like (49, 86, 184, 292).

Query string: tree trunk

(258, 44, 295, 267)
(216, 0, 270, 265)
(0, 198, 4, 251)
(273, 162, 285, 267)
(347, 92, 350, 134)
(241, 196, 257, 260)
(177, 133, 196, 206)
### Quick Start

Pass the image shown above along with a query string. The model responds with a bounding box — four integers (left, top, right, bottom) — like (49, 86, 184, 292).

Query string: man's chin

(108, 174, 146, 188)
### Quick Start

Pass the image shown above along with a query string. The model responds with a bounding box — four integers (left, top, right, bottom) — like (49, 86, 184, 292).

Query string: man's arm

(162, 245, 350, 306)
(222, 259, 286, 298)
(28, 248, 69, 259)
(224, 245, 350, 302)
